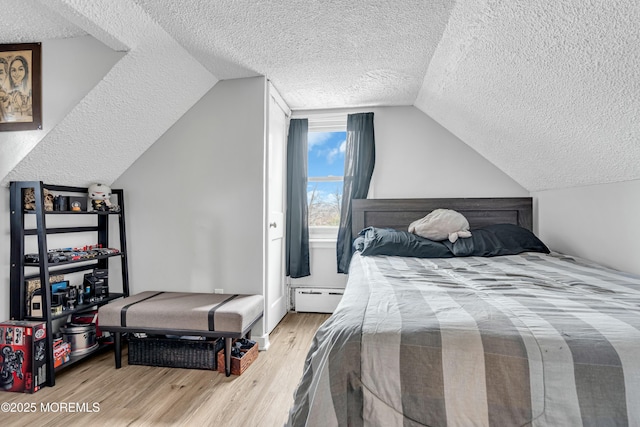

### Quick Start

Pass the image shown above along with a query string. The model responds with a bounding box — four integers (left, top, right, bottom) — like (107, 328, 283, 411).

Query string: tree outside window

(307, 131, 346, 227)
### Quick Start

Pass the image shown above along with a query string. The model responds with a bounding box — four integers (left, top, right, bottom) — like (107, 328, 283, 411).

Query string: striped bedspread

(287, 252, 640, 427)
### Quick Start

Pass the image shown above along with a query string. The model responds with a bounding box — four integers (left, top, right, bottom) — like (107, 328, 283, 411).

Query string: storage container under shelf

(295, 288, 344, 313)
(128, 336, 225, 370)
(216, 339, 258, 376)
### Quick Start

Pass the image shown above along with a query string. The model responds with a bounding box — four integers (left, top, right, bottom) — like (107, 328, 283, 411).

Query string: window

(307, 131, 346, 228)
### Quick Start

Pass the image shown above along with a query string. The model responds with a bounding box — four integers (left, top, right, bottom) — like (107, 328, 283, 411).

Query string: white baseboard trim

(254, 333, 271, 351)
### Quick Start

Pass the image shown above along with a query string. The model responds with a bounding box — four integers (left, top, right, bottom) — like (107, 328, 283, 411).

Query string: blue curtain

(286, 119, 310, 278)
(336, 112, 375, 273)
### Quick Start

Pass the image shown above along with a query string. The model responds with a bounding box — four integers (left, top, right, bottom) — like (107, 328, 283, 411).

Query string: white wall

(289, 240, 348, 291)
(0, 36, 123, 322)
(113, 77, 266, 297)
(370, 106, 528, 198)
(534, 179, 640, 276)
(291, 106, 528, 295)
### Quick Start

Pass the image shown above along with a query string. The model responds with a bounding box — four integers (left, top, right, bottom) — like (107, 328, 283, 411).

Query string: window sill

(309, 237, 337, 243)
(309, 226, 338, 246)
(308, 238, 337, 249)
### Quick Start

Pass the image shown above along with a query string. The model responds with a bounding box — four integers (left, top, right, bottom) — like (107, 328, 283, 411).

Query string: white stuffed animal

(408, 209, 472, 243)
(88, 183, 119, 212)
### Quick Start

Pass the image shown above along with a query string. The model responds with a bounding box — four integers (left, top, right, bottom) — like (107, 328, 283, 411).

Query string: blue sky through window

(308, 131, 346, 177)
(307, 131, 346, 226)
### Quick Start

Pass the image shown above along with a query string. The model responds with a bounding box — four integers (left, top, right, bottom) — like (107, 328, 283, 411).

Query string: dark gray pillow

(445, 223, 550, 257)
(355, 227, 454, 258)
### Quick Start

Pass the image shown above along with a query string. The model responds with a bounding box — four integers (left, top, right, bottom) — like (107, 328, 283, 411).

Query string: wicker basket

(217, 339, 258, 375)
(128, 336, 224, 370)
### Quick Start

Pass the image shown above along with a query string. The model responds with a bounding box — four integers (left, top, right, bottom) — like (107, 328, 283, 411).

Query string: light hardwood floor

(0, 312, 330, 427)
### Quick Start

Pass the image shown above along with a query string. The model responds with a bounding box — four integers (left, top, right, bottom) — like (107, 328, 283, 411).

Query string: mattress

(287, 252, 640, 426)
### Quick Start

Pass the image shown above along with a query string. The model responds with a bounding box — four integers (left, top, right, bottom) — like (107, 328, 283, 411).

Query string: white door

(266, 86, 289, 333)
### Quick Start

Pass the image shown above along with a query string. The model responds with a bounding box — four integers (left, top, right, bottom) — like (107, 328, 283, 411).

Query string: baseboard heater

(295, 288, 344, 313)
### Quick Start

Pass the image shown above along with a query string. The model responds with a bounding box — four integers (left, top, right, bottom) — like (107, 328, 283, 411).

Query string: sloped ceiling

(2, 0, 218, 187)
(1, 0, 638, 192)
(414, 0, 640, 192)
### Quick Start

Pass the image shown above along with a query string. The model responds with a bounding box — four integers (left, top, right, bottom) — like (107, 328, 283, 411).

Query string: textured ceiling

(133, 0, 454, 109)
(0, 0, 85, 43)
(415, 0, 640, 191)
(1, 0, 639, 192)
(2, 0, 218, 187)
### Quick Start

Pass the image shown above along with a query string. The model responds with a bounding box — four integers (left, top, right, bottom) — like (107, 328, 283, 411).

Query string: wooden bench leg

(225, 337, 232, 377)
(114, 332, 122, 369)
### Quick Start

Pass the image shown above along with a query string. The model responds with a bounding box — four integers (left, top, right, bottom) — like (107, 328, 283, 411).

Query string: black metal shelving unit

(9, 181, 130, 387)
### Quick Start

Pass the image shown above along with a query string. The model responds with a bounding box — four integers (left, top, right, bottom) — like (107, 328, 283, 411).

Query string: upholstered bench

(98, 291, 264, 376)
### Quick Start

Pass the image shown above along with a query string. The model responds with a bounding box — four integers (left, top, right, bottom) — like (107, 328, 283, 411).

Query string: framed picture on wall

(0, 43, 42, 131)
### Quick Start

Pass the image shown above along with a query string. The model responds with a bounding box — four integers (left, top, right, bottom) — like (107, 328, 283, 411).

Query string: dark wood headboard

(351, 198, 533, 240)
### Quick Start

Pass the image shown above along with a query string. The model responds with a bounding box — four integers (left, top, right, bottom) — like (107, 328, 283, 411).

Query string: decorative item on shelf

(51, 280, 68, 293)
(76, 285, 85, 305)
(68, 196, 86, 212)
(50, 303, 62, 316)
(64, 287, 77, 310)
(53, 195, 68, 211)
(23, 187, 54, 211)
(30, 290, 42, 317)
(83, 269, 108, 302)
(88, 183, 120, 212)
(24, 246, 120, 264)
(25, 274, 65, 317)
(51, 291, 66, 307)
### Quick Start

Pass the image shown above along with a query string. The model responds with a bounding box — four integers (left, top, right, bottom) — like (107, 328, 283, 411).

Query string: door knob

(269, 222, 277, 228)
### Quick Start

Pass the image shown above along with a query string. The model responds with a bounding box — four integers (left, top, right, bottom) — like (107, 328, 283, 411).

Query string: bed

(287, 198, 640, 427)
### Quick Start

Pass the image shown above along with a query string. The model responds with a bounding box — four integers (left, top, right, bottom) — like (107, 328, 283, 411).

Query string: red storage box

(0, 320, 47, 393)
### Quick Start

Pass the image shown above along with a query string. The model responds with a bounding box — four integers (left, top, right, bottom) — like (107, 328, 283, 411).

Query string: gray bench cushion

(99, 291, 264, 333)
